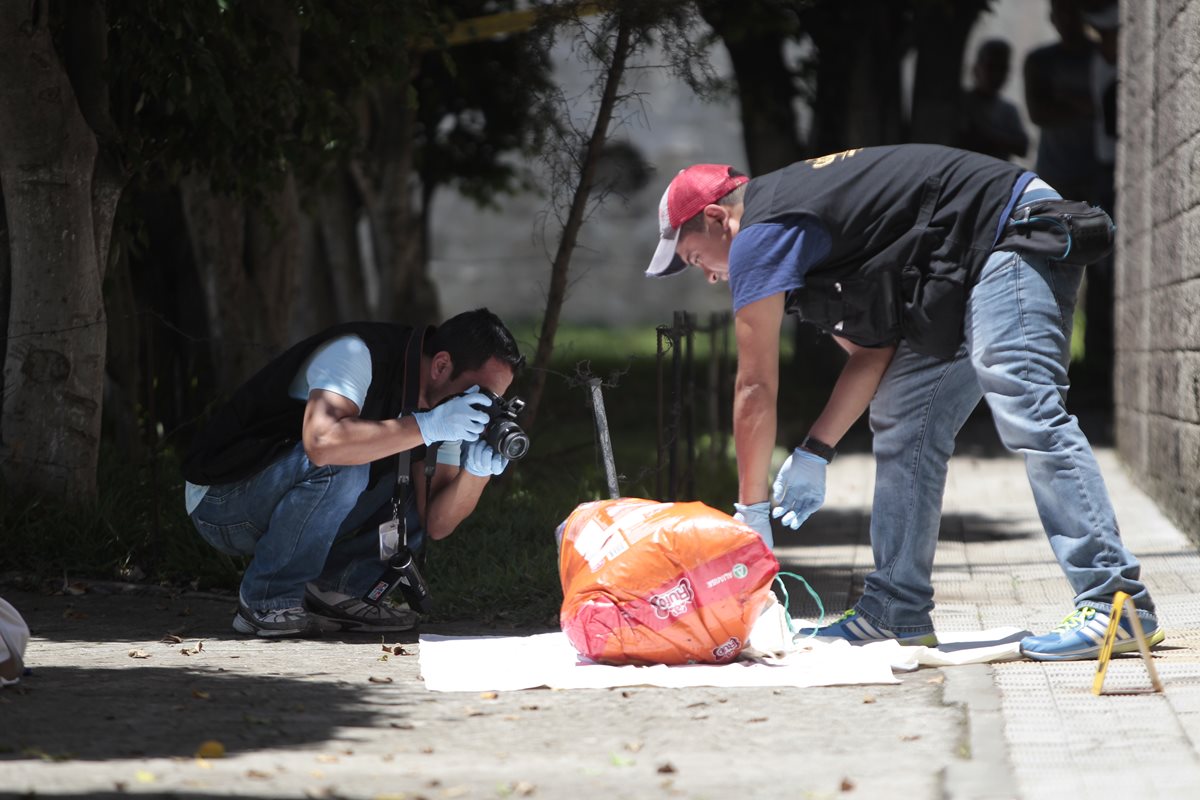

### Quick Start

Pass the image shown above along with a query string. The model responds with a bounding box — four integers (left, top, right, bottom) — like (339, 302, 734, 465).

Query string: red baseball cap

(645, 164, 749, 277)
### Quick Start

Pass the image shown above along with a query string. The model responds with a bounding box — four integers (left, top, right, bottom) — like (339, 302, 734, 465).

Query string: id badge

(378, 519, 401, 561)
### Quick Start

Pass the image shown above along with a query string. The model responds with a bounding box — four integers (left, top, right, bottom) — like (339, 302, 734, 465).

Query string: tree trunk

(355, 81, 440, 328)
(807, 0, 908, 153)
(246, 172, 303, 349)
(0, 0, 120, 500)
(524, 14, 633, 428)
(179, 176, 270, 394)
(910, 1, 987, 145)
(312, 168, 370, 323)
(698, 2, 805, 175)
(0, 186, 9, 433)
(179, 1, 304, 394)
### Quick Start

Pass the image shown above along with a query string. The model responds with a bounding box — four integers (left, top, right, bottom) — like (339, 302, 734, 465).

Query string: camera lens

(487, 420, 530, 460)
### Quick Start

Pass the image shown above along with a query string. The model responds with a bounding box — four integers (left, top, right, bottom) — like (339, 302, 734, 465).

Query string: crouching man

(182, 308, 522, 637)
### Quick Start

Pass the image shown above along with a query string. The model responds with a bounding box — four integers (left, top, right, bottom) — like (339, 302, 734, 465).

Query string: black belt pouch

(994, 199, 1115, 266)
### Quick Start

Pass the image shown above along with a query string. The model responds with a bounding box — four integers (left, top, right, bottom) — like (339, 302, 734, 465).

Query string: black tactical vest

(740, 145, 1025, 359)
(182, 322, 424, 488)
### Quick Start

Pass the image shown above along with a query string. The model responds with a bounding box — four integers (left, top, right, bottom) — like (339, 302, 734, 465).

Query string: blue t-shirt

(728, 215, 832, 313)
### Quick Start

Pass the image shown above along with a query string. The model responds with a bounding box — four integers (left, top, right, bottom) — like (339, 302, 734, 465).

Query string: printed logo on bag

(649, 578, 695, 620)
(712, 637, 741, 660)
(706, 562, 750, 589)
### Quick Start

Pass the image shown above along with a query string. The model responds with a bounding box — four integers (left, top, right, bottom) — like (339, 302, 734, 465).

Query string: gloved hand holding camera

(463, 439, 509, 477)
(413, 385, 492, 445)
(771, 448, 828, 529)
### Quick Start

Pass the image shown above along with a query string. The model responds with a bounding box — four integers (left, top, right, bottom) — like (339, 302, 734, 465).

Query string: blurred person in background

(958, 38, 1029, 162)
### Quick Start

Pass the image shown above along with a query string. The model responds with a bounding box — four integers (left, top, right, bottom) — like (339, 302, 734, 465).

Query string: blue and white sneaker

(796, 609, 938, 647)
(1020, 606, 1165, 662)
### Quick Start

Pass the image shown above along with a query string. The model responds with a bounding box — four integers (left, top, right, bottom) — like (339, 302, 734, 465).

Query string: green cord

(773, 571, 825, 640)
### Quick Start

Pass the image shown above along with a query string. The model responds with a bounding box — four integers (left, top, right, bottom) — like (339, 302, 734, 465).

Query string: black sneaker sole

(304, 594, 417, 633)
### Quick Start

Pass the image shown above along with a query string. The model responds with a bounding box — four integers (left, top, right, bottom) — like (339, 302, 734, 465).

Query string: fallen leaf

(610, 753, 634, 767)
(194, 758, 213, 769)
(521, 705, 540, 711)
(315, 754, 339, 764)
(382, 644, 411, 656)
(128, 649, 151, 659)
(479, 691, 499, 700)
(192, 690, 210, 700)
(420, 746, 434, 754)
(180, 642, 204, 656)
(390, 721, 415, 729)
(246, 769, 271, 779)
(862, 696, 876, 704)
(657, 762, 677, 774)
(463, 707, 485, 717)
(900, 734, 921, 742)
(512, 781, 536, 796)
(927, 674, 945, 685)
(747, 717, 768, 723)
(161, 634, 184, 644)
(195, 740, 225, 759)
(368, 675, 394, 684)
(135, 770, 156, 784)
(502, 714, 521, 721)
(624, 741, 643, 753)
(840, 777, 856, 792)
(64, 581, 87, 596)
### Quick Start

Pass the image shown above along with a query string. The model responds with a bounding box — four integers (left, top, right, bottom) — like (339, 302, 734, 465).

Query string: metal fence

(655, 310, 735, 501)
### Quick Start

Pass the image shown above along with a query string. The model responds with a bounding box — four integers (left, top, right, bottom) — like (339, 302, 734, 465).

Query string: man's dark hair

(425, 308, 523, 378)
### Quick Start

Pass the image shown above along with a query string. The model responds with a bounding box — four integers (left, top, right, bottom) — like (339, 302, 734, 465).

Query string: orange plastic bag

(557, 498, 780, 666)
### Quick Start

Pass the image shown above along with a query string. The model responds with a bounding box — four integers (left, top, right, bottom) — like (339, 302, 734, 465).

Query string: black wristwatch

(799, 434, 836, 463)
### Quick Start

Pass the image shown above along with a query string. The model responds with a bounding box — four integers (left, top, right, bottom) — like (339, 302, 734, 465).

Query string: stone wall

(1114, 0, 1200, 543)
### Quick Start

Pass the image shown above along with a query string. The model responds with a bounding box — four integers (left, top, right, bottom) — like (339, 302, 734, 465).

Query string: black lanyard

(391, 328, 427, 543)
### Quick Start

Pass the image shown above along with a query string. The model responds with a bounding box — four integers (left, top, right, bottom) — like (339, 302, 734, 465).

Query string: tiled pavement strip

(781, 436, 1200, 799)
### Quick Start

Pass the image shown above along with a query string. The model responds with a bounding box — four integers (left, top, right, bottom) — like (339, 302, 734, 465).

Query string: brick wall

(1115, 0, 1200, 543)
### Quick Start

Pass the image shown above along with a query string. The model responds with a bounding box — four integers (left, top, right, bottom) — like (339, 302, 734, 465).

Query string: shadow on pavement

(0, 795, 241, 800)
(772, 507, 1040, 549)
(0, 662, 410, 762)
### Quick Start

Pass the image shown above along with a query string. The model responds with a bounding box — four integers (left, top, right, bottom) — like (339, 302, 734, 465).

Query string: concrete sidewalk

(3, 440, 1199, 799)
(788, 438, 1200, 800)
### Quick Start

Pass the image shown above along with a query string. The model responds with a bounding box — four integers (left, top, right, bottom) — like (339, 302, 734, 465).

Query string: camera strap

(391, 328, 427, 544)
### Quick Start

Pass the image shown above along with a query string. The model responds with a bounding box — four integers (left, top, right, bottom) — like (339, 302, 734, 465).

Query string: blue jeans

(856, 248, 1155, 634)
(190, 443, 421, 611)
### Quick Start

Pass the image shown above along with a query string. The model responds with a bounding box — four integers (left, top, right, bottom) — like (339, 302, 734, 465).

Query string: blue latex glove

(733, 501, 774, 549)
(771, 448, 828, 529)
(413, 385, 492, 445)
(463, 439, 509, 477)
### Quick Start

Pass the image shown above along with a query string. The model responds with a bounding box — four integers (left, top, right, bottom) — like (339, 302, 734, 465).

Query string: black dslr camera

(478, 389, 530, 460)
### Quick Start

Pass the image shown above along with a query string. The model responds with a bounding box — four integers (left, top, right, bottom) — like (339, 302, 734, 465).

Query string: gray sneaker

(304, 585, 419, 632)
(232, 603, 327, 638)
